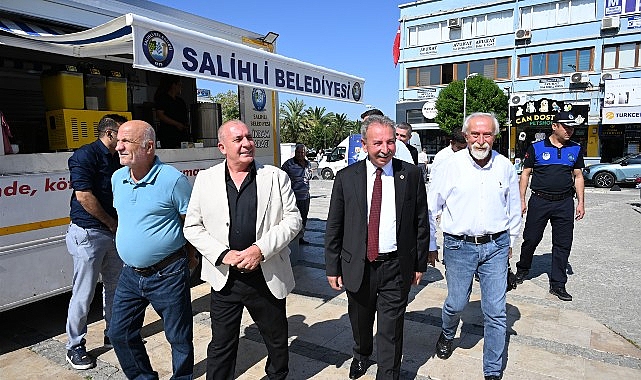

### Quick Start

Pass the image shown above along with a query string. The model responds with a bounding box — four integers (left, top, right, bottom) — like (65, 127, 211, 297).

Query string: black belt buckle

(469, 235, 491, 244)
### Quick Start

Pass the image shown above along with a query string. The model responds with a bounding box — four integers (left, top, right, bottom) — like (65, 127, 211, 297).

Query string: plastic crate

(46, 109, 132, 150)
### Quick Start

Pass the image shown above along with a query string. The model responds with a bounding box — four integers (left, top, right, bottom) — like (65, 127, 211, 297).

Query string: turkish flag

(392, 25, 400, 67)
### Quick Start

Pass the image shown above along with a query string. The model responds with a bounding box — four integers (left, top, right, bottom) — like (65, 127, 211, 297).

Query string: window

(455, 57, 511, 80)
(603, 43, 641, 69)
(407, 110, 426, 124)
(408, 10, 513, 45)
(520, 0, 596, 29)
(518, 48, 593, 77)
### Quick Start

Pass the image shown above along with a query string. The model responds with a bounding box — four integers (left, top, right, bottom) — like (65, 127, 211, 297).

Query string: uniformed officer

(516, 111, 585, 301)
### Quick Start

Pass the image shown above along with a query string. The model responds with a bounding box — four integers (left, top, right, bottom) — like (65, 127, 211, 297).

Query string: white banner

(131, 16, 364, 103)
(604, 78, 641, 107)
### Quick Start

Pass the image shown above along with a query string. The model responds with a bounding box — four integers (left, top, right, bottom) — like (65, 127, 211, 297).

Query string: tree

(279, 98, 307, 143)
(434, 75, 508, 134)
(211, 90, 240, 122)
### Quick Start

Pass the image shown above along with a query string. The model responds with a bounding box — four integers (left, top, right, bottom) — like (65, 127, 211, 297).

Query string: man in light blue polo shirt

(109, 120, 196, 380)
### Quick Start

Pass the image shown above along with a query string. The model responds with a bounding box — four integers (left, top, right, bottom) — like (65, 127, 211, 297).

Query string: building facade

(396, 0, 641, 163)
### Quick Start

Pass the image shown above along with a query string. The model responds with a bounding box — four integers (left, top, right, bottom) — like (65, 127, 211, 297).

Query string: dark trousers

(346, 258, 408, 380)
(517, 195, 575, 287)
(296, 198, 310, 229)
(206, 270, 288, 380)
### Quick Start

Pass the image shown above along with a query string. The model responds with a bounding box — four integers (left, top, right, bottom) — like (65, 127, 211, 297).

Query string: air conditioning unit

(601, 72, 620, 83)
(601, 16, 620, 30)
(570, 72, 589, 84)
(515, 29, 531, 41)
(448, 18, 462, 29)
(510, 93, 527, 106)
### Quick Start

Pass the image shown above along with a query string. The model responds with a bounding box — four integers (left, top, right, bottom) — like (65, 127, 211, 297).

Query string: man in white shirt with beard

(427, 112, 521, 380)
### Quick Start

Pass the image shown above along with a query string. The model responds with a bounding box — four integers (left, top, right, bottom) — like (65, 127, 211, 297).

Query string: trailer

(0, 0, 364, 311)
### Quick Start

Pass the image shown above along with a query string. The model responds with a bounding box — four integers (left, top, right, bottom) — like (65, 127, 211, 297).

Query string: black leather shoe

(435, 332, 453, 359)
(549, 286, 572, 301)
(485, 375, 502, 380)
(348, 359, 368, 379)
(515, 269, 528, 284)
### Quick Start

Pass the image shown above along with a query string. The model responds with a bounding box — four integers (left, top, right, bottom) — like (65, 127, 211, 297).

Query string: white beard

(469, 143, 491, 160)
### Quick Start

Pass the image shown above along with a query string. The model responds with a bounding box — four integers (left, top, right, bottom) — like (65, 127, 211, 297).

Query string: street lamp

(463, 72, 478, 121)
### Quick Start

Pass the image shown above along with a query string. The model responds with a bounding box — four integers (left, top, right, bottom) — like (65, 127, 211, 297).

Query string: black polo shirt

(226, 162, 258, 251)
(68, 139, 121, 229)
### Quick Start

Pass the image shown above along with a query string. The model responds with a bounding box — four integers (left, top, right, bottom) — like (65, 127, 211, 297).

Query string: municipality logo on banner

(142, 31, 174, 68)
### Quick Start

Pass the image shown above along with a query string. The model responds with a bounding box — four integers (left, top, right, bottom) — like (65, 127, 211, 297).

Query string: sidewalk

(1, 180, 640, 379)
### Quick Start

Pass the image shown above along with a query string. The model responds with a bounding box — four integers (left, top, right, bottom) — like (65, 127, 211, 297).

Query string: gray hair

(462, 112, 499, 136)
(360, 115, 396, 139)
(396, 121, 412, 134)
(141, 123, 156, 147)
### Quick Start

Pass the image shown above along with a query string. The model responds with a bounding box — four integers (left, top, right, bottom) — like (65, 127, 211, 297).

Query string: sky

(151, 0, 401, 121)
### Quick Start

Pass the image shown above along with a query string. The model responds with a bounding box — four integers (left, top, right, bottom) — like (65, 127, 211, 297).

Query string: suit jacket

(184, 161, 302, 299)
(407, 144, 419, 165)
(325, 158, 429, 294)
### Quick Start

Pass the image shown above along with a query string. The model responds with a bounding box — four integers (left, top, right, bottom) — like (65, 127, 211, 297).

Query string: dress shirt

(366, 158, 397, 253)
(427, 149, 521, 251)
(225, 162, 258, 252)
(430, 145, 455, 176)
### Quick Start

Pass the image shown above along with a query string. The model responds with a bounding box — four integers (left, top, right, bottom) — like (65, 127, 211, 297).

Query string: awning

(0, 13, 364, 103)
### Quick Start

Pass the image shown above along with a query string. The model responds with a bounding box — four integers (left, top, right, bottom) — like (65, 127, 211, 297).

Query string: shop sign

(539, 78, 564, 89)
(602, 106, 641, 124)
(604, 0, 640, 16)
(422, 100, 438, 119)
(604, 78, 641, 107)
(510, 98, 589, 129)
(417, 88, 437, 99)
(474, 37, 496, 49)
(452, 40, 473, 51)
(419, 46, 438, 55)
(629, 16, 641, 29)
(599, 124, 626, 137)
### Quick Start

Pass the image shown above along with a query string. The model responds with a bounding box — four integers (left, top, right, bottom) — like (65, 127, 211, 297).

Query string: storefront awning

(0, 13, 364, 103)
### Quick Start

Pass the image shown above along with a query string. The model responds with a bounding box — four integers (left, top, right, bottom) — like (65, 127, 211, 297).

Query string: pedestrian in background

(109, 120, 197, 379)
(395, 122, 419, 165)
(184, 120, 301, 380)
(430, 128, 467, 177)
(428, 113, 521, 380)
(154, 74, 189, 148)
(325, 115, 429, 379)
(515, 111, 585, 301)
(64, 114, 127, 370)
(281, 143, 313, 244)
(418, 147, 429, 183)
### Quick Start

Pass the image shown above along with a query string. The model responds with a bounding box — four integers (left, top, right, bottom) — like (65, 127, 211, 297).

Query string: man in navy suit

(325, 115, 430, 379)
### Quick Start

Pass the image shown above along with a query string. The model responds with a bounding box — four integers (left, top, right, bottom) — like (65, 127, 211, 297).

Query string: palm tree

(279, 98, 307, 142)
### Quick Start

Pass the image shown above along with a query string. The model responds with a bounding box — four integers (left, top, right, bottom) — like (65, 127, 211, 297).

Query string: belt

(445, 231, 506, 245)
(532, 189, 575, 201)
(131, 248, 185, 277)
(373, 251, 398, 262)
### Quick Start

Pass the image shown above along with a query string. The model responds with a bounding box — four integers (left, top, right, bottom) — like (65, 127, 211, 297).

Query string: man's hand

(575, 202, 585, 221)
(412, 272, 423, 285)
(521, 199, 528, 216)
(428, 250, 440, 267)
(508, 247, 513, 260)
(236, 245, 263, 271)
(221, 250, 243, 266)
(327, 275, 343, 291)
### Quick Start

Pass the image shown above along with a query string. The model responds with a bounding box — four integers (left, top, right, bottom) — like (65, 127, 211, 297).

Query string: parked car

(582, 153, 641, 188)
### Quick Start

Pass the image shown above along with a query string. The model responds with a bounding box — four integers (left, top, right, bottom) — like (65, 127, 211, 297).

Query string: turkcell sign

(133, 25, 364, 103)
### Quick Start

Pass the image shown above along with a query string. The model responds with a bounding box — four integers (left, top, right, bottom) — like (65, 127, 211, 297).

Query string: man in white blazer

(184, 120, 301, 380)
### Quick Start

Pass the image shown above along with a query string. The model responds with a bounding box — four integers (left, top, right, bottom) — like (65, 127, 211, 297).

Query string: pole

(463, 73, 477, 122)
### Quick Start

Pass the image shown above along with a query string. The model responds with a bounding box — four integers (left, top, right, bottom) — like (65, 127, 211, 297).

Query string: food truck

(0, 0, 364, 311)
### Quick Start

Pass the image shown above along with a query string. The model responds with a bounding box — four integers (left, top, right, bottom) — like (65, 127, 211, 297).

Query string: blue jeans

(65, 223, 122, 349)
(108, 257, 194, 380)
(441, 232, 508, 377)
